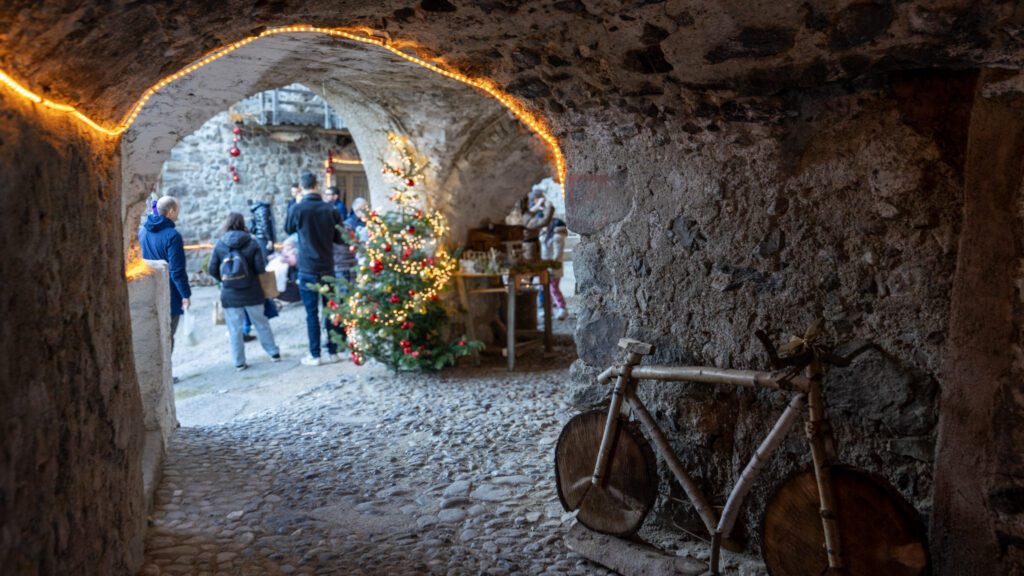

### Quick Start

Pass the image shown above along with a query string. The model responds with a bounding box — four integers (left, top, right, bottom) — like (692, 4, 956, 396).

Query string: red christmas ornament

(325, 165, 335, 175)
(369, 313, 379, 322)
(349, 245, 358, 253)
(371, 260, 384, 274)
(405, 178, 415, 187)
(415, 210, 423, 218)
(328, 300, 338, 310)
(458, 339, 467, 346)
(229, 146, 241, 157)
(383, 244, 392, 252)
(352, 353, 364, 366)
(232, 174, 240, 183)
(407, 290, 416, 297)
(389, 295, 401, 304)
(401, 321, 414, 330)
(407, 225, 416, 234)
(232, 126, 242, 135)
(411, 350, 420, 358)
(399, 339, 411, 349)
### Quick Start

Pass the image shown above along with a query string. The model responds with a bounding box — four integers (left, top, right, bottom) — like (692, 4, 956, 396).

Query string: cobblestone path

(140, 360, 618, 576)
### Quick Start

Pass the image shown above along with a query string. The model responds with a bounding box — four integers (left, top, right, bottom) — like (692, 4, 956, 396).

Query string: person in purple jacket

(139, 196, 192, 349)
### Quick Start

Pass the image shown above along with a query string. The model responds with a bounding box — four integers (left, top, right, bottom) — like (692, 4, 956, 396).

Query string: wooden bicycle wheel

(762, 465, 929, 576)
(555, 409, 658, 537)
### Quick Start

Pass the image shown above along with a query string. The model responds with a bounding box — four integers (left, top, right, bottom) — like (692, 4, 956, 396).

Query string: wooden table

(454, 270, 553, 370)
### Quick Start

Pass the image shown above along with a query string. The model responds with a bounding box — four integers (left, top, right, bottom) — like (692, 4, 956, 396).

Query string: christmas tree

(322, 134, 482, 370)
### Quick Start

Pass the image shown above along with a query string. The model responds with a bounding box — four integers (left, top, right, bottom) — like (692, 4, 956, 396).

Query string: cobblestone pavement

(141, 348, 627, 576)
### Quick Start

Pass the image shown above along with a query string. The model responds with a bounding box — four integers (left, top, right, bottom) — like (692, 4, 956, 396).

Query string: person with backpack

(208, 212, 281, 371)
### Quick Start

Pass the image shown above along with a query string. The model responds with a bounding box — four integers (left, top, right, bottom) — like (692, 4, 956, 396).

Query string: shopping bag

(182, 310, 200, 346)
(212, 299, 225, 325)
(259, 270, 280, 299)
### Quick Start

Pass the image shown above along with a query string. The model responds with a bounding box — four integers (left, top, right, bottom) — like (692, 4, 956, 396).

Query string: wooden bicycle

(555, 324, 929, 575)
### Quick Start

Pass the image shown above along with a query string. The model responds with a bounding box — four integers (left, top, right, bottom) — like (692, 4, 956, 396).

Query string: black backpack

(219, 249, 251, 289)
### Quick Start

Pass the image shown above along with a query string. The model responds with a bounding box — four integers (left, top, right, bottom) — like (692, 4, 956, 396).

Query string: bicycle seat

(618, 338, 654, 356)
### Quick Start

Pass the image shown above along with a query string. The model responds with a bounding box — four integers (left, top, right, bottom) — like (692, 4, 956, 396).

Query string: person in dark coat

(248, 196, 276, 255)
(138, 195, 192, 349)
(285, 171, 344, 366)
(243, 195, 280, 340)
(208, 212, 281, 371)
(324, 186, 347, 219)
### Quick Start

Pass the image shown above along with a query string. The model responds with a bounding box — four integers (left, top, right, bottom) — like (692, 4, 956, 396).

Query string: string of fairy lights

(344, 134, 457, 338)
(0, 24, 565, 184)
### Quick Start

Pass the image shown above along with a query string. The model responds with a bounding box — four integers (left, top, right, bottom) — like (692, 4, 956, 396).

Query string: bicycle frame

(591, 346, 842, 575)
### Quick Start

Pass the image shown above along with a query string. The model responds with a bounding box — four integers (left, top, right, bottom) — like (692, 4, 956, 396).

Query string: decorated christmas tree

(322, 134, 482, 370)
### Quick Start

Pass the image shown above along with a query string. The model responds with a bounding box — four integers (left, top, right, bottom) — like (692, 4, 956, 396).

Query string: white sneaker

(300, 355, 322, 366)
(320, 354, 339, 364)
(329, 353, 345, 363)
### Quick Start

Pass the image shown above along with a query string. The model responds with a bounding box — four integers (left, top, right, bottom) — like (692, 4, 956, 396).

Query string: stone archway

(120, 30, 556, 253)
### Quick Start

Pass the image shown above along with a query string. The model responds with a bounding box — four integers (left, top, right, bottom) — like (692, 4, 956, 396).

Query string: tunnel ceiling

(2, 1, 1021, 136)
(122, 32, 512, 188)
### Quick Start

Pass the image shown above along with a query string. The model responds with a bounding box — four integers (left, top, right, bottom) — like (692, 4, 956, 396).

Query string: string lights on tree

(320, 134, 481, 370)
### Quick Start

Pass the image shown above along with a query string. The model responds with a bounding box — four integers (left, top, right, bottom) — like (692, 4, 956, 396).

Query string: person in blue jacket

(139, 196, 192, 349)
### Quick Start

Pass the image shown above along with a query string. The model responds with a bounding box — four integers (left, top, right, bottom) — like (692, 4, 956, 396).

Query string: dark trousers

(298, 272, 343, 358)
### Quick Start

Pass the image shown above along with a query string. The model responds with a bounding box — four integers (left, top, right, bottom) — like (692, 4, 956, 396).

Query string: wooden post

(506, 274, 516, 371)
(542, 269, 552, 351)
(454, 274, 479, 365)
(805, 360, 843, 569)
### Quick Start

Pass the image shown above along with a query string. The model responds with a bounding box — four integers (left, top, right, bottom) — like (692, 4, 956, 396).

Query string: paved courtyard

(142, 286, 765, 576)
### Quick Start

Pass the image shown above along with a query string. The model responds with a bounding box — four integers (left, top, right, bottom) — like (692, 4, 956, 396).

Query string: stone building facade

(157, 106, 364, 248)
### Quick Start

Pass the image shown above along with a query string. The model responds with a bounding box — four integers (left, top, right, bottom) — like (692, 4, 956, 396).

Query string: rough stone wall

(930, 70, 1024, 574)
(567, 78, 964, 548)
(0, 94, 145, 574)
(157, 110, 362, 245)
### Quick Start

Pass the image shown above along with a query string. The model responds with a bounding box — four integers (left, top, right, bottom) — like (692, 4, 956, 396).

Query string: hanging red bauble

(229, 146, 241, 157)
(458, 339, 467, 346)
(233, 136, 239, 143)
(349, 245, 358, 253)
(383, 244, 392, 252)
(368, 313, 379, 323)
(407, 289, 416, 297)
(325, 165, 335, 175)
(389, 295, 401, 304)
(232, 174, 240, 183)
(407, 225, 416, 234)
(229, 165, 237, 172)
(232, 126, 242, 135)
(405, 178, 415, 187)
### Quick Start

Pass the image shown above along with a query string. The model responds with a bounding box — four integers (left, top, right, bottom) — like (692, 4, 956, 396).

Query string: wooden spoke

(762, 465, 929, 576)
(555, 410, 658, 537)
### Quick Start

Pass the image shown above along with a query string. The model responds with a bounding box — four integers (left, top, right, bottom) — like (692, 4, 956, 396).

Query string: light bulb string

(0, 24, 564, 183)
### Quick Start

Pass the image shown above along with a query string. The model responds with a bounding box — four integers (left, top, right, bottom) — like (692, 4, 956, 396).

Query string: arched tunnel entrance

(113, 32, 581, 573)
(121, 28, 558, 251)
